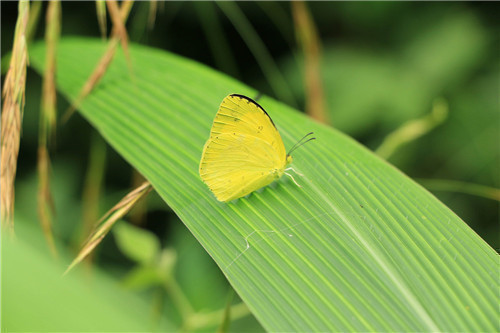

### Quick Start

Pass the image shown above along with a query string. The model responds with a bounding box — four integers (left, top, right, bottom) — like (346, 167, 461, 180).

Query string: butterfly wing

(200, 133, 283, 202)
(199, 94, 287, 202)
(209, 94, 287, 160)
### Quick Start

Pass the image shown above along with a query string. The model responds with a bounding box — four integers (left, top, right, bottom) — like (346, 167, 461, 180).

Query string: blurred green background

(2, 2, 498, 331)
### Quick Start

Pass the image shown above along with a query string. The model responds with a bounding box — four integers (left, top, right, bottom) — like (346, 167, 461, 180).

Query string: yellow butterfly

(199, 94, 314, 202)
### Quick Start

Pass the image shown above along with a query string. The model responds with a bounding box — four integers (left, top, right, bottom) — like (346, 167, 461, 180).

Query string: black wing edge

(229, 93, 277, 129)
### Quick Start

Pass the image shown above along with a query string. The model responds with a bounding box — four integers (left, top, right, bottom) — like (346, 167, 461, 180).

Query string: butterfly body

(199, 94, 292, 202)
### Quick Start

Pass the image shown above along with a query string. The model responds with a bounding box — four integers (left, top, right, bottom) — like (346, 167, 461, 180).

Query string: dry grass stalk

(37, 0, 61, 257)
(37, 145, 57, 255)
(107, 0, 134, 74)
(64, 181, 152, 275)
(148, 0, 158, 31)
(116, 0, 134, 26)
(62, 0, 134, 122)
(292, 1, 327, 123)
(107, 0, 130, 60)
(129, 171, 148, 225)
(26, 0, 42, 43)
(61, 37, 119, 123)
(79, 134, 107, 270)
(40, 0, 60, 144)
(1, 1, 29, 233)
(95, 0, 107, 40)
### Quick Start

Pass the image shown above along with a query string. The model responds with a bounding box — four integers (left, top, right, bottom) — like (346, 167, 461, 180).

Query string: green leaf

(113, 220, 160, 264)
(122, 248, 177, 289)
(2, 218, 174, 332)
(29, 38, 499, 332)
(122, 266, 166, 289)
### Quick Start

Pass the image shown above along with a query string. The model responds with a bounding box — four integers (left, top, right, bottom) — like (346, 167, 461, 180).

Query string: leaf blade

(29, 38, 499, 332)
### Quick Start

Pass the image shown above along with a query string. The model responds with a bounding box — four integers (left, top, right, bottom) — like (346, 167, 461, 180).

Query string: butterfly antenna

(287, 132, 316, 155)
(289, 132, 313, 151)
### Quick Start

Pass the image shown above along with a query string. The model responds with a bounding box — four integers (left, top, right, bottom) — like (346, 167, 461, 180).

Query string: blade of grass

(256, 2, 295, 49)
(30, 38, 499, 332)
(188, 299, 250, 332)
(417, 178, 500, 201)
(195, 2, 240, 78)
(217, 2, 297, 107)
(216, 290, 234, 333)
(3, 226, 176, 332)
(376, 98, 449, 159)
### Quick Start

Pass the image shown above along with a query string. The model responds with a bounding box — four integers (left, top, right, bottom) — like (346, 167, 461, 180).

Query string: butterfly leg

(285, 167, 304, 177)
(285, 172, 302, 188)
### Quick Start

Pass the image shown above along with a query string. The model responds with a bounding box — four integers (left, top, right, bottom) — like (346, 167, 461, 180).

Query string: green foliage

(2, 2, 497, 332)
(2, 220, 174, 332)
(283, 10, 489, 135)
(113, 221, 177, 290)
(113, 221, 160, 265)
(26, 38, 499, 332)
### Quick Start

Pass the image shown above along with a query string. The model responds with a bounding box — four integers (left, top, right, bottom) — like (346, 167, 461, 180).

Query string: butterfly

(199, 94, 315, 202)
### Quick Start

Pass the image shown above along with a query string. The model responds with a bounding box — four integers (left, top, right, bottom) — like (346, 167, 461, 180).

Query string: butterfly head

(286, 154, 293, 165)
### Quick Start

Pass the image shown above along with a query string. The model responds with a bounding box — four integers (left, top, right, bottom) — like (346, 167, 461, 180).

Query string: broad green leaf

(2, 219, 174, 332)
(29, 38, 499, 332)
